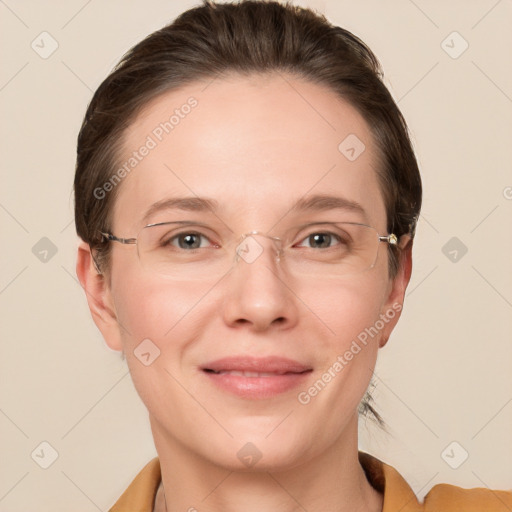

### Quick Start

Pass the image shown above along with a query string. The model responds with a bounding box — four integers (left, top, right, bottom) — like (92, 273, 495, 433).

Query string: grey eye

(307, 233, 333, 248)
(168, 232, 209, 249)
(298, 232, 343, 249)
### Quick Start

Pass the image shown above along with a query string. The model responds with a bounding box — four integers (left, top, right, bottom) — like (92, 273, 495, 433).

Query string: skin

(77, 72, 412, 512)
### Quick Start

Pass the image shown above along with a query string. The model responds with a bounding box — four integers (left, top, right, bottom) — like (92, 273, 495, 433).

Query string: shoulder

(423, 482, 512, 511)
(109, 457, 161, 512)
(359, 451, 512, 512)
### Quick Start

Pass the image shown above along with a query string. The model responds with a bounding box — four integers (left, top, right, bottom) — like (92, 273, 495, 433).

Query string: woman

(74, 1, 512, 510)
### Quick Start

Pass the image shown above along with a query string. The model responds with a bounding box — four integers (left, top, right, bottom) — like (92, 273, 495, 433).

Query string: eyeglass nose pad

(235, 231, 282, 264)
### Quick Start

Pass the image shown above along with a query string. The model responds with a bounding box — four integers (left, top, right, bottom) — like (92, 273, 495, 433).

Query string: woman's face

(86, 73, 410, 470)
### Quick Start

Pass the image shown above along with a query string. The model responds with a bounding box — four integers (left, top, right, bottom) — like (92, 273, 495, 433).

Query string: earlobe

(76, 241, 123, 352)
(378, 237, 414, 348)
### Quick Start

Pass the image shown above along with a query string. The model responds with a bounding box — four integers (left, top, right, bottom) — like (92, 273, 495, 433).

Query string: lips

(209, 371, 288, 377)
(201, 356, 312, 399)
(202, 356, 311, 374)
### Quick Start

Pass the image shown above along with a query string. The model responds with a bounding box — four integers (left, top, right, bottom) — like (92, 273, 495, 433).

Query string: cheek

(111, 270, 215, 352)
(302, 274, 387, 351)
(110, 273, 218, 410)
(295, 277, 386, 405)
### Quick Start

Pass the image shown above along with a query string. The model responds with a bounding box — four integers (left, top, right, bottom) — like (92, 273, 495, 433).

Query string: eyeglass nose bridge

(235, 230, 283, 265)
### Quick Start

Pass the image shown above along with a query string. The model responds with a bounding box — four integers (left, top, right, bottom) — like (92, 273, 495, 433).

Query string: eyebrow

(142, 193, 368, 223)
(289, 194, 368, 220)
(142, 197, 218, 223)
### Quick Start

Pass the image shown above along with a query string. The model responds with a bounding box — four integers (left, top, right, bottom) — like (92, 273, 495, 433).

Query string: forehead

(113, 73, 386, 232)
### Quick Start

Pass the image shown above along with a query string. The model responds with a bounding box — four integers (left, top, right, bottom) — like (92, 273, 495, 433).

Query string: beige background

(1, 0, 511, 510)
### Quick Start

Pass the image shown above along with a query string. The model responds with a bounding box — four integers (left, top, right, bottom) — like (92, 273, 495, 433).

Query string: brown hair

(74, 0, 422, 429)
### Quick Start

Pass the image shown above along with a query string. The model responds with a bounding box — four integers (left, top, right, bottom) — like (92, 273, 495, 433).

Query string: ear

(76, 241, 123, 352)
(378, 235, 413, 348)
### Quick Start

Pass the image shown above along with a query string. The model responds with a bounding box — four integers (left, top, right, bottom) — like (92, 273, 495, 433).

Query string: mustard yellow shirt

(109, 451, 512, 511)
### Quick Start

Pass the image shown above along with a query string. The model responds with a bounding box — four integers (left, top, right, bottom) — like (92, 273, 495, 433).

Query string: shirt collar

(110, 451, 423, 512)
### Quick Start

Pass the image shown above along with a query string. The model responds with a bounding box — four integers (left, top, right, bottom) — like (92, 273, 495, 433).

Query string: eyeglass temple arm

(100, 232, 137, 245)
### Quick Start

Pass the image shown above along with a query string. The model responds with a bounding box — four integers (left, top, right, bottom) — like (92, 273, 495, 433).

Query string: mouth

(201, 356, 313, 399)
(204, 370, 303, 377)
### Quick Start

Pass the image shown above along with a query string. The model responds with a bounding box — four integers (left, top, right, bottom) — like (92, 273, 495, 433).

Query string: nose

(222, 232, 299, 332)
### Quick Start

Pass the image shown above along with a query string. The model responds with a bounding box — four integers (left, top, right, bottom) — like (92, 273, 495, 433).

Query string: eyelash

(163, 229, 348, 250)
(167, 231, 217, 250)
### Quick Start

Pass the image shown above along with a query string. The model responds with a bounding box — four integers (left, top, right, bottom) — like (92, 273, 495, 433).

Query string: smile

(206, 370, 299, 377)
(201, 356, 313, 399)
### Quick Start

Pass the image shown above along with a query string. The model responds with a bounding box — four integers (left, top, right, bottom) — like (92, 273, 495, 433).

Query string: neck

(152, 414, 383, 512)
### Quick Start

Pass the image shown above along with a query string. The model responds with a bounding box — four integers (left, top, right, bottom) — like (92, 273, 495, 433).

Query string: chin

(200, 424, 316, 473)
(211, 444, 309, 473)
